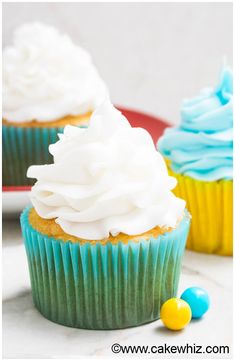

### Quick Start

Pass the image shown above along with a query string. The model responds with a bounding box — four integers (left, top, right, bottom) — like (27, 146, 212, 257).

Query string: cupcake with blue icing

(20, 101, 190, 329)
(158, 67, 233, 255)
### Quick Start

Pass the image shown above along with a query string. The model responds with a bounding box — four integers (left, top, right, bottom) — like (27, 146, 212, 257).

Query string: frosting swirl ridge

(27, 102, 185, 240)
(3, 22, 108, 122)
(158, 67, 233, 181)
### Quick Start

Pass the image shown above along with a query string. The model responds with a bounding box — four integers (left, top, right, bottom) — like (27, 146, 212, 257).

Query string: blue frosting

(158, 68, 233, 181)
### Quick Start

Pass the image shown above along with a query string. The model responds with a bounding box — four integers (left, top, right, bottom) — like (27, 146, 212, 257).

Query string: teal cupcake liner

(3, 124, 87, 186)
(20, 207, 190, 329)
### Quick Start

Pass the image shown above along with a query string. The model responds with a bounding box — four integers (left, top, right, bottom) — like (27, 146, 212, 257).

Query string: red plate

(118, 106, 169, 142)
(3, 107, 169, 193)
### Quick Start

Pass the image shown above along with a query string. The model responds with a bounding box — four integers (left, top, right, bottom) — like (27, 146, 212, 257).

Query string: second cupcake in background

(158, 67, 233, 256)
(3, 22, 108, 186)
(21, 101, 190, 329)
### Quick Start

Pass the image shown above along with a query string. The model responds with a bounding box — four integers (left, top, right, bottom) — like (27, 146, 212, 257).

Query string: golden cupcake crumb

(3, 112, 92, 128)
(29, 208, 175, 245)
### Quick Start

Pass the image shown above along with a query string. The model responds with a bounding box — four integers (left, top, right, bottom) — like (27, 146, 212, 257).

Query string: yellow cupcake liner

(167, 166, 233, 256)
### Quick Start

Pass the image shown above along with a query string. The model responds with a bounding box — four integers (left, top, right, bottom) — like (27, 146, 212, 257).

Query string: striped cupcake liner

(3, 124, 87, 186)
(21, 207, 190, 329)
(168, 169, 233, 256)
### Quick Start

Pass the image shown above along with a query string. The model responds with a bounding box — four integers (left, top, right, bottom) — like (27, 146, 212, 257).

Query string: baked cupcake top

(3, 22, 108, 123)
(158, 67, 233, 181)
(27, 101, 185, 241)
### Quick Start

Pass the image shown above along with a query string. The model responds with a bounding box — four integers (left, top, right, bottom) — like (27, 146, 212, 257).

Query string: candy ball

(160, 298, 192, 331)
(181, 287, 210, 319)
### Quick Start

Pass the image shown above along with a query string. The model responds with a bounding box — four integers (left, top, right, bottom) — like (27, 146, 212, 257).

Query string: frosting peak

(3, 22, 108, 122)
(158, 67, 233, 181)
(27, 102, 185, 240)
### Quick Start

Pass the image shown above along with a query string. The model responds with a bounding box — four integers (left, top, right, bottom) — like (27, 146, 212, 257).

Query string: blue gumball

(181, 287, 210, 319)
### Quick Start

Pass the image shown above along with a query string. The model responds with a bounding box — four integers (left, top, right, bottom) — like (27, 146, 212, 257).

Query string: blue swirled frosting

(158, 67, 233, 181)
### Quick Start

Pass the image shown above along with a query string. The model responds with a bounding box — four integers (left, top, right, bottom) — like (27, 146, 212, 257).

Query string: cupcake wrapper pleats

(168, 169, 233, 256)
(3, 125, 86, 186)
(3, 125, 63, 186)
(21, 207, 190, 329)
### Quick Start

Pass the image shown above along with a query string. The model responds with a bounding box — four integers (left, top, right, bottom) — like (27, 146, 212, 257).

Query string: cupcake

(3, 22, 108, 186)
(158, 67, 233, 256)
(20, 101, 190, 329)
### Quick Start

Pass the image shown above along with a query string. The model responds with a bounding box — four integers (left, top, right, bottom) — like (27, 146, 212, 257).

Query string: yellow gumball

(160, 298, 192, 331)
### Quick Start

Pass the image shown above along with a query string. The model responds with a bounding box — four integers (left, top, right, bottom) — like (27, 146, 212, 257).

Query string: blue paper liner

(21, 207, 190, 329)
(3, 124, 87, 186)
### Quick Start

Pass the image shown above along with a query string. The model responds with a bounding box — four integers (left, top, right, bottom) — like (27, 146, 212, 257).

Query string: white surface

(2, 191, 30, 216)
(3, 217, 233, 359)
(2, 2, 232, 125)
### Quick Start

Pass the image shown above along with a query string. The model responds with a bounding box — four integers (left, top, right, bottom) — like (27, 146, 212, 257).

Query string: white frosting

(27, 102, 185, 240)
(3, 22, 108, 122)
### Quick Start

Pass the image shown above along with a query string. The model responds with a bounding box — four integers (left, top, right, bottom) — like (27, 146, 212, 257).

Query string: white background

(3, 2, 233, 125)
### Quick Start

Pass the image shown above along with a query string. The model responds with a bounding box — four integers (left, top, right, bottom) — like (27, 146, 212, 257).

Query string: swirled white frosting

(3, 22, 108, 122)
(27, 102, 185, 240)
